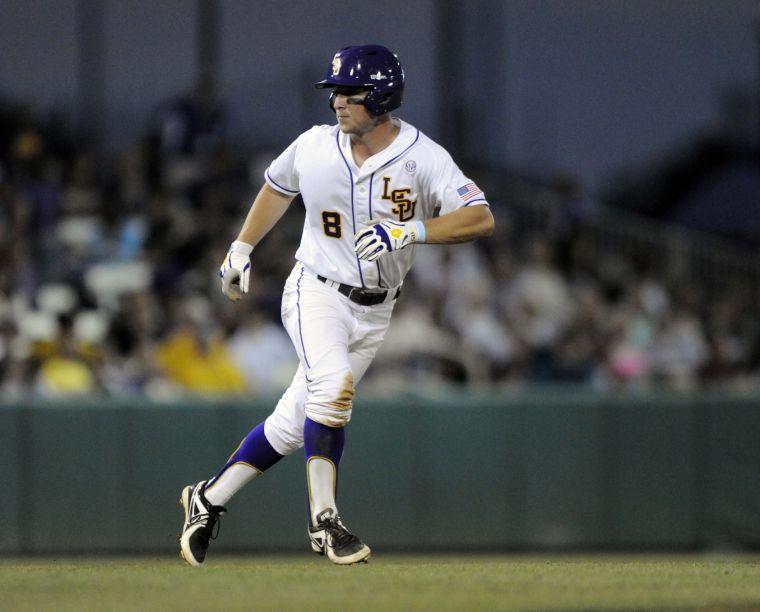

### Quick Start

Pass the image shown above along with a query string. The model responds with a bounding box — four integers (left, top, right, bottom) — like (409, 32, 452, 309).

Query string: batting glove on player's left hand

(219, 240, 253, 301)
(354, 220, 426, 262)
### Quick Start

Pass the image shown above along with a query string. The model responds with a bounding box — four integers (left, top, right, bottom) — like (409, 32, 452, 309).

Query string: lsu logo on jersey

(381, 177, 416, 222)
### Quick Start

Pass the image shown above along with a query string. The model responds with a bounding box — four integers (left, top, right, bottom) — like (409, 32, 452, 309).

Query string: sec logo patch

(404, 160, 417, 174)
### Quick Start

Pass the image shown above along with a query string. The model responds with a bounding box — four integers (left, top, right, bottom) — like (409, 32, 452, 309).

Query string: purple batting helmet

(315, 44, 404, 116)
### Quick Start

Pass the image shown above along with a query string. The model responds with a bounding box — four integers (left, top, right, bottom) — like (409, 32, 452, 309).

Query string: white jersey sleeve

(431, 151, 489, 216)
(264, 132, 308, 196)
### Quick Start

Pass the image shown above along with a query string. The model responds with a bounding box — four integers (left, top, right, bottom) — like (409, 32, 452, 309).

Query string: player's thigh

(267, 300, 389, 447)
(281, 264, 352, 377)
(348, 301, 395, 384)
(282, 265, 357, 425)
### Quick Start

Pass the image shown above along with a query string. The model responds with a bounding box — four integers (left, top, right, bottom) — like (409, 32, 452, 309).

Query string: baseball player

(179, 44, 494, 566)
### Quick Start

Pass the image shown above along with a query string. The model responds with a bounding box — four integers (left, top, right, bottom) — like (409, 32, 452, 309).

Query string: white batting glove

(354, 220, 426, 262)
(219, 240, 253, 301)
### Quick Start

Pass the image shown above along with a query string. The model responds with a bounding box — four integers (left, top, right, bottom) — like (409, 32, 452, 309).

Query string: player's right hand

(219, 240, 253, 301)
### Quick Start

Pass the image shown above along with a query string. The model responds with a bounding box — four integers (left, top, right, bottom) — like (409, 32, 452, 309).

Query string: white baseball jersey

(265, 118, 489, 289)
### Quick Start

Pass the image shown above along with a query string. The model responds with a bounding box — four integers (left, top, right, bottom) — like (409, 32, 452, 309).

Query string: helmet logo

(370, 71, 387, 80)
(332, 55, 342, 76)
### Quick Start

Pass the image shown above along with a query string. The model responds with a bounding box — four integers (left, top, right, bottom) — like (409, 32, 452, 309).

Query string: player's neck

(349, 117, 400, 160)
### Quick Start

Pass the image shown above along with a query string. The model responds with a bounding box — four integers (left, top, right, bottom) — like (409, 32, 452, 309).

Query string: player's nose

(333, 94, 348, 110)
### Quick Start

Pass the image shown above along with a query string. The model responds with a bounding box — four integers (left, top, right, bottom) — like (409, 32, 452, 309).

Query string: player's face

(332, 89, 377, 135)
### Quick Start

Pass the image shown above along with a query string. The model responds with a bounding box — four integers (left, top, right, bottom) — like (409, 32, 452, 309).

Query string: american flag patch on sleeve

(456, 182, 483, 201)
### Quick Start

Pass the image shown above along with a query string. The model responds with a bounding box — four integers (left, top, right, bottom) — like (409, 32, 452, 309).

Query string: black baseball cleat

(178, 480, 226, 567)
(308, 508, 371, 565)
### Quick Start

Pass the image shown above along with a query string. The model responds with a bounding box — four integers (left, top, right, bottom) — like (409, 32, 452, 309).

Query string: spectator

(502, 238, 574, 380)
(226, 310, 299, 394)
(153, 71, 226, 157)
(35, 316, 101, 397)
(1, 95, 759, 397)
(155, 303, 245, 396)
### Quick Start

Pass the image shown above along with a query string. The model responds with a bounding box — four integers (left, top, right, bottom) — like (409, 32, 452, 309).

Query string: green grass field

(2, 554, 759, 611)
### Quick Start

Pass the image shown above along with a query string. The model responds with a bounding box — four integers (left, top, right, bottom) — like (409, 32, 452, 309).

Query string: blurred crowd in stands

(2, 92, 760, 400)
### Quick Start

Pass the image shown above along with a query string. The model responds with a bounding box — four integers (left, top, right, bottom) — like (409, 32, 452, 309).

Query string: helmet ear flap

(364, 88, 403, 116)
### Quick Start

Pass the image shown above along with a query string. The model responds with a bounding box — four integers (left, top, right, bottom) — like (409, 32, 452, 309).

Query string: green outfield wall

(1, 391, 758, 554)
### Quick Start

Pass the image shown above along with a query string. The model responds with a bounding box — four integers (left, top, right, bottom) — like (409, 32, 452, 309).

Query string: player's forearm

(422, 205, 494, 244)
(236, 183, 295, 247)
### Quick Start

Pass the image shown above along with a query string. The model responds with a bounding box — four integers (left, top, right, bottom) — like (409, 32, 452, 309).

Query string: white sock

(307, 457, 337, 525)
(204, 463, 261, 506)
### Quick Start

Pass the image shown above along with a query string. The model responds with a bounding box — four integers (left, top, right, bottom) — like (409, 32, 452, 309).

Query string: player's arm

(220, 183, 296, 301)
(354, 205, 493, 262)
(418, 205, 494, 244)
(236, 183, 296, 247)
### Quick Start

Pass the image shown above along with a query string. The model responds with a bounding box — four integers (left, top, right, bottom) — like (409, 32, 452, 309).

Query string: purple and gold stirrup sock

(304, 417, 345, 525)
(304, 417, 346, 464)
(203, 422, 284, 506)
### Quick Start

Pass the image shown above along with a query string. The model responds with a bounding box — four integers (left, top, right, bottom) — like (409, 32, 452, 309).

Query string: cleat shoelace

(189, 501, 226, 541)
(322, 516, 359, 549)
(190, 511, 224, 540)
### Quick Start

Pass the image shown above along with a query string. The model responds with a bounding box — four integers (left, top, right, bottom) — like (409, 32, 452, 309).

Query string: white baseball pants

(264, 263, 395, 455)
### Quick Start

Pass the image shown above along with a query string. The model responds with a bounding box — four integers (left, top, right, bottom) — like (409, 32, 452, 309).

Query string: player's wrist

(409, 220, 426, 244)
(230, 240, 254, 256)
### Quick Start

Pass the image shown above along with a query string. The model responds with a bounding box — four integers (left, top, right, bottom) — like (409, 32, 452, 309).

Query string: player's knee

(305, 369, 354, 428)
(264, 414, 303, 455)
(305, 406, 352, 428)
